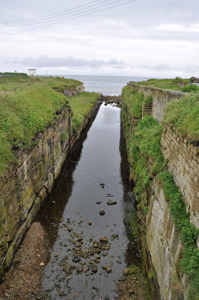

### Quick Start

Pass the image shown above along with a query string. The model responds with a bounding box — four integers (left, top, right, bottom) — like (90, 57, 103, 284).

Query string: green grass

(164, 93, 199, 142)
(3, 72, 28, 76)
(0, 83, 68, 174)
(131, 77, 190, 91)
(182, 84, 199, 93)
(0, 76, 90, 176)
(126, 116, 166, 201)
(41, 76, 82, 93)
(122, 86, 145, 119)
(68, 92, 99, 132)
(0, 76, 36, 91)
(0, 76, 81, 92)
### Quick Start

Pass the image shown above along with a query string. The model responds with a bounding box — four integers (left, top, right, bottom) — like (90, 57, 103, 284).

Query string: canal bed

(37, 103, 138, 299)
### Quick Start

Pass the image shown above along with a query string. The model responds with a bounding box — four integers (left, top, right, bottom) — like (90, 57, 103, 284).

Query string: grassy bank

(164, 93, 199, 143)
(0, 76, 97, 176)
(68, 92, 99, 132)
(131, 77, 198, 92)
(122, 85, 199, 299)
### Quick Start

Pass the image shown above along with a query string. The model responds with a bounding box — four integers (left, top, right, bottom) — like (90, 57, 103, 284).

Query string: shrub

(173, 76, 183, 83)
(182, 84, 199, 92)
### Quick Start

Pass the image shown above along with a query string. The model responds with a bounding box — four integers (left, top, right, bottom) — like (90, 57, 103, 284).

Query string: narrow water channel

(37, 103, 138, 299)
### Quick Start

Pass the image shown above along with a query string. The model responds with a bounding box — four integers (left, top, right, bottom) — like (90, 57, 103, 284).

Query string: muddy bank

(0, 222, 49, 300)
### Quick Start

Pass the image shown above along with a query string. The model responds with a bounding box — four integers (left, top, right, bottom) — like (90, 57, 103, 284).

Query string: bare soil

(0, 222, 49, 300)
(116, 266, 151, 300)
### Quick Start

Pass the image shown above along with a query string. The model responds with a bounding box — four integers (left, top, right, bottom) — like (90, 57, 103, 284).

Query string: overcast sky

(1, 0, 199, 78)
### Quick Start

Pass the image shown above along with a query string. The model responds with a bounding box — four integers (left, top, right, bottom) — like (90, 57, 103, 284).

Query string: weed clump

(182, 84, 199, 93)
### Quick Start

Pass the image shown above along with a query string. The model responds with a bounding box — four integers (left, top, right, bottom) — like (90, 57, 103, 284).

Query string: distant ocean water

(62, 75, 149, 96)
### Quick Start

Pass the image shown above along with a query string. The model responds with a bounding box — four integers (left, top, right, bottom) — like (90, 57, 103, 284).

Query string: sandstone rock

(97, 242, 102, 249)
(107, 200, 117, 206)
(91, 264, 98, 273)
(99, 210, 105, 216)
(78, 236, 83, 242)
(106, 244, 110, 250)
(95, 248, 101, 254)
(106, 267, 112, 273)
(100, 237, 108, 244)
(101, 266, 112, 273)
(76, 266, 83, 273)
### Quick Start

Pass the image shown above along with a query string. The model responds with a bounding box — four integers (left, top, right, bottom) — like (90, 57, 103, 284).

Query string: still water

(37, 103, 138, 299)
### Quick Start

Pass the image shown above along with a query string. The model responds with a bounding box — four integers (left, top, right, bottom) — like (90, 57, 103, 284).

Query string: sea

(62, 75, 149, 95)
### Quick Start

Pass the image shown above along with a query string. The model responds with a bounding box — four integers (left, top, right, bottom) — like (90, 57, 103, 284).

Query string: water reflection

(37, 103, 140, 299)
(36, 117, 93, 250)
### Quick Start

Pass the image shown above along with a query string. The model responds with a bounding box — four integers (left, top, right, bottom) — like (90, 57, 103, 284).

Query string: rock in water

(107, 200, 117, 206)
(99, 210, 105, 216)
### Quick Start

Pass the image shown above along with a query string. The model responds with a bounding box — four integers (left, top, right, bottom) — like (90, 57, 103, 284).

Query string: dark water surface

(37, 103, 138, 299)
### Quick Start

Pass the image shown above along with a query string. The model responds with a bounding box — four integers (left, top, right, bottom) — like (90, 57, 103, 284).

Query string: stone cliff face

(161, 125, 199, 230)
(0, 86, 101, 279)
(122, 84, 199, 299)
(146, 179, 189, 299)
(127, 83, 188, 123)
(64, 83, 84, 97)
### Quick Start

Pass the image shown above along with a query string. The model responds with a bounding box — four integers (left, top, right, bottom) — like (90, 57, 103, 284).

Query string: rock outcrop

(0, 86, 101, 279)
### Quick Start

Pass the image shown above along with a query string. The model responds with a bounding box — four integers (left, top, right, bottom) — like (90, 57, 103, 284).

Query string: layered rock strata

(0, 87, 101, 279)
(122, 85, 199, 299)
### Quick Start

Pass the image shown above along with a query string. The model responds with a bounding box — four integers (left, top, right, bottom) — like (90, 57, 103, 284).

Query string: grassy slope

(0, 76, 96, 175)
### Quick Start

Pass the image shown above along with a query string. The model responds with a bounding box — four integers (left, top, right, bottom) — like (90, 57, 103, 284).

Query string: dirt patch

(0, 222, 49, 300)
(116, 266, 151, 300)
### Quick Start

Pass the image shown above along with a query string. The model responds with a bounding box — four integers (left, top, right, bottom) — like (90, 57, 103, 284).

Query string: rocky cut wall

(127, 83, 188, 122)
(145, 124, 199, 300)
(0, 88, 101, 279)
(161, 125, 199, 231)
(122, 84, 199, 299)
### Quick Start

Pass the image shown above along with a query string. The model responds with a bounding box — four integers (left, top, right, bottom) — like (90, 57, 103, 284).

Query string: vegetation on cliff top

(0, 75, 81, 92)
(0, 76, 95, 176)
(68, 92, 99, 132)
(164, 93, 199, 142)
(122, 85, 199, 299)
(132, 77, 190, 91)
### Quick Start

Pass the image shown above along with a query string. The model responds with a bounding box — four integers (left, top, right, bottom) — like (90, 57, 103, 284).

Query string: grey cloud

(183, 65, 199, 74)
(7, 55, 126, 69)
(141, 64, 171, 72)
(141, 64, 199, 75)
(1, 0, 199, 31)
